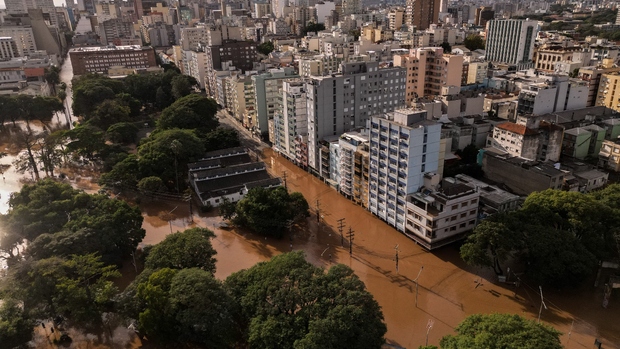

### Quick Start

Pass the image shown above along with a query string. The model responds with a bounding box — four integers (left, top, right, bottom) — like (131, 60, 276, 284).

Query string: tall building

(579, 59, 620, 107)
(341, 0, 361, 15)
(474, 6, 494, 27)
(5, 0, 61, 27)
(0, 26, 36, 56)
(0, 37, 21, 59)
(485, 19, 538, 67)
(368, 109, 442, 232)
(394, 47, 463, 106)
(406, 0, 440, 31)
(387, 8, 405, 31)
(305, 61, 407, 176)
(274, 79, 308, 161)
(252, 67, 299, 139)
(99, 18, 136, 45)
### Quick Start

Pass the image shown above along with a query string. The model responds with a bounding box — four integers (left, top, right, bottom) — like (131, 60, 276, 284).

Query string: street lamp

(414, 266, 424, 306)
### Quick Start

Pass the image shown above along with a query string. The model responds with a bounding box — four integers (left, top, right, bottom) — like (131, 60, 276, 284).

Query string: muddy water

(134, 147, 620, 349)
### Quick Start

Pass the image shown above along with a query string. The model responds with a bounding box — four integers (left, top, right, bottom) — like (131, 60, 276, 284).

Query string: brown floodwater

(3, 135, 619, 349)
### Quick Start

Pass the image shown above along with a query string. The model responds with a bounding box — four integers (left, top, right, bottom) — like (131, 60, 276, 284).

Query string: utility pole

(282, 171, 287, 190)
(337, 218, 345, 246)
(414, 266, 424, 306)
(425, 319, 434, 346)
(347, 227, 355, 255)
(394, 244, 399, 273)
(537, 286, 547, 324)
(316, 199, 321, 223)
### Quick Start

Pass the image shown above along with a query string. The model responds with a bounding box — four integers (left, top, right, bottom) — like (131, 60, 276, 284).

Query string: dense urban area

(1, 0, 620, 348)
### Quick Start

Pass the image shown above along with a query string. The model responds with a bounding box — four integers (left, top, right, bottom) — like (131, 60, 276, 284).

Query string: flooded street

(134, 147, 620, 349)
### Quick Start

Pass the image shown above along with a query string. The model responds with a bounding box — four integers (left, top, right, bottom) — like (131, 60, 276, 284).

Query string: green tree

(219, 196, 237, 220)
(463, 34, 485, 51)
(303, 22, 325, 35)
(137, 129, 205, 187)
(43, 66, 61, 95)
(145, 227, 217, 273)
(114, 92, 142, 116)
(99, 153, 140, 188)
(135, 267, 235, 346)
(137, 176, 165, 194)
(233, 187, 310, 238)
(106, 122, 139, 144)
(64, 125, 108, 159)
(171, 74, 195, 99)
(88, 99, 131, 130)
(439, 313, 562, 349)
(257, 41, 275, 55)
(0, 298, 34, 348)
(203, 128, 241, 151)
(225, 252, 387, 349)
(440, 42, 452, 53)
(157, 94, 219, 134)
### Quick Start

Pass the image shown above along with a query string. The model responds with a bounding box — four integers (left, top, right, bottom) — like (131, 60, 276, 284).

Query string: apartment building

(0, 37, 20, 59)
(486, 19, 538, 67)
(339, 132, 370, 208)
(0, 26, 36, 57)
(487, 115, 564, 162)
(182, 49, 208, 89)
(405, 176, 479, 249)
(595, 72, 620, 113)
(368, 109, 442, 232)
(205, 40, 257, 98)
(579, 59, 620, 107)
(393, 47, 463, 106)
(69, 45, 157, 75)
(180, 26, 207, 51)
(305, 61, 407, 175)
(406, 0, 440, 30)
(466, 61, 488, 85)
(387, 8, 405, 31)
(599, 139, 620, 172)
(99, 18, 136, 45)
(273, 80, 307, 161)
(252, 67, 298, 140)
(517, 75, 588, 116)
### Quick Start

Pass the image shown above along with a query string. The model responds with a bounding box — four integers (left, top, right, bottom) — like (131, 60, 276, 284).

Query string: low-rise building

(453, 174, 521, 214)
(405, 176, 480, 250)
(188, 147, 282, 207)
(481, 149, 565, 195)
(69, 45, 158, 76)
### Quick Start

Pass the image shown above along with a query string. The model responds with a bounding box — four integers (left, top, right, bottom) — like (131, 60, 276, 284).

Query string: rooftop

(495, 122, 538, 136)
(69, 45, 151, 52)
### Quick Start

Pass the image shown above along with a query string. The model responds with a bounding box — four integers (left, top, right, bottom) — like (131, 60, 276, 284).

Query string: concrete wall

(482, 153, 563, 195)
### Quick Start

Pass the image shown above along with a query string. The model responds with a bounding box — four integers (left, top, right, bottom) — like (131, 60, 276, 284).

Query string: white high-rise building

(274, 80, 308, 161)
(368, 109, 441, 232)
(305, 61, 407, 177)
(0, 26, 37, 56)
(485, 19, 538, 67)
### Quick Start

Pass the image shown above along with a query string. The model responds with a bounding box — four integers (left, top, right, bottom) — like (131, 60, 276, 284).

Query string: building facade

(368, 109, 442, 232)
(69, 45, 157, 75)
(485, 19, 537, 67)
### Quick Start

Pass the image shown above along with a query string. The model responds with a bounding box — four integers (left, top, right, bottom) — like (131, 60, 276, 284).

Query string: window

(459, 223, 466, 228)
(451, 205, 458, 210)
(461, 202, 467, 208)
(460, 213, 467, 218)
(470, 199, 478, 205)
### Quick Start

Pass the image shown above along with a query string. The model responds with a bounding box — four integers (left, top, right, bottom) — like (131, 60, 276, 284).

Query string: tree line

(461, 186, 620, 288)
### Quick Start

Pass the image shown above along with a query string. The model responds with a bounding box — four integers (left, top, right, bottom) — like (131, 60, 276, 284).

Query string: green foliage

(114, 93, 142, 116)
(137, 176, 165, 193)
(64, 124, 107, 159)
(439, 313, 562, 349)
(461, 187, 620, 287)
(136, 129, 205, 187)
(145, 227, 217, 273)
(135, 268, 235, 346)
(303, 22, 325, 35)
(1, 179, 145, 265)
(171, 74, 196, 99)
(0, 298, 34, 348)
(99, 153, 140, 187)
(219, 196, 237, 220)
(257, 41, 275, 55)
(233, 187, 310, 238)
(156, 94, 219, 134)
(225, 252, 387, 349)
(72, 74, 124, 117)
(8, 254, 120, 330)
(106, 122, 139, 144)
(203, 127, 241, 151)
(88, 99, 131, 130)
(440, 42, 451, 53)
(463, 34, 485, 51)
